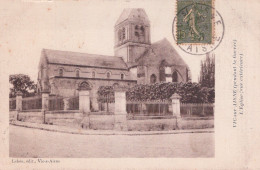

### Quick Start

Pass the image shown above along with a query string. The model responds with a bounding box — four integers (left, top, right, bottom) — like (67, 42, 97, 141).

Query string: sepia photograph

(8, 1, 215, 158)
(2, 0, 259, 169)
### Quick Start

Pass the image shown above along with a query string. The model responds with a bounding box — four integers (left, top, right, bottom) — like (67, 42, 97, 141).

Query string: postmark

(172, 0, 225, 55)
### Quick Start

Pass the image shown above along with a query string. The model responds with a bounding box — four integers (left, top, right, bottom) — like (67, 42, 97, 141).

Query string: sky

(1, 0, 205, 83)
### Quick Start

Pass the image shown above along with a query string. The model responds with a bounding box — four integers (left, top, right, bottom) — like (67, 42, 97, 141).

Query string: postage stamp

(172, 0, 224, 55)
(176, 0, 214, 44)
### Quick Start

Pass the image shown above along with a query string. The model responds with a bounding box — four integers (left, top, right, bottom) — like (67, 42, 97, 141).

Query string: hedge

(97, 82, 214, 103)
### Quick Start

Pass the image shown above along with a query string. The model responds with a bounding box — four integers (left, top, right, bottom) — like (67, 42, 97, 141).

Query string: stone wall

(17, 111, 43, 124)
(137, 65, 189, 84)
(179, 118, 214, 130)
(89, 115, 115, 130)
(48, 64, 132, 80)
(127, 118, 178, 131)
(45, 111, 83, 128)
(49, 77, 136, 97)
(11, 111, 214, 131)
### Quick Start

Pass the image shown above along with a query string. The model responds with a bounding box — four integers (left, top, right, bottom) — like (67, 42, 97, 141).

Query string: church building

(37, 8, 191, 100)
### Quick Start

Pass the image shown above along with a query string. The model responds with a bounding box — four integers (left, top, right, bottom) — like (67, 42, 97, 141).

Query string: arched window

(135, 25, 139, 37)
(122, 27, 126, 40)
(172, 71, 178, 82)
(106, 72, 111, 79)
(150, 74, 157, 84)
(159, 61, 166, 82)
(140, 26, 145, 36)
(118, 29, 122, 41)
(59, 68, 63, 77)
(113, 83, 119, 88)
(92, 71, 95, 78)
(76, 70, 80, 77)
(121, 73, 124, 80)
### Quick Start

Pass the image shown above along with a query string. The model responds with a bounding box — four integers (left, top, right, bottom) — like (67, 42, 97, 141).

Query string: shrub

(97, 82, 214, 103)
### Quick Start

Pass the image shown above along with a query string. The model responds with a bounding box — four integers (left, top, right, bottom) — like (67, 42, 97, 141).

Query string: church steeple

(114, 8, 151, 63)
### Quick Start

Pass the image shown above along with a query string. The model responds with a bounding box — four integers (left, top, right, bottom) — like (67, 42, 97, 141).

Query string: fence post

(78, 88, 91, 114)
(41, 90, 50, 124)
(77, 82, 92, 129)
(42, 91, 50, 111)
(114, 86, 127, 131)
(15, 91, 23, 121)
(63, 98, 69, 111)
(91, 88, 99, 111)
(170, 93, 182, 129)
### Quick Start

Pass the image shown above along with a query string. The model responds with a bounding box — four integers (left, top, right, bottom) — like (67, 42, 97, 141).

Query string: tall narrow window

(118, 29, 122, 41)
(122, 27, 126, 40)
(76, 70, 80, 77)
(121, 73, 124, 80)
(150, 74, 156, 84)
(59, 68, 63, 77)
(172, 71, 178, 82)
(140, 26, 145, 36)
(159, 60, 166, 82)
(140, 26, 145, 42)
(135, 25, 139, 37)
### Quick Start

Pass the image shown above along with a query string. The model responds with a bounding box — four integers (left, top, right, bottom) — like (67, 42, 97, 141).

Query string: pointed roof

(137, 38, 188, 67)
(41, 49, 128, 70)
(115, 8, 150, 26)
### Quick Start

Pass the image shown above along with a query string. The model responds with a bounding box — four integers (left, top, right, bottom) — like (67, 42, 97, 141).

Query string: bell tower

(114, 8, 151, 63)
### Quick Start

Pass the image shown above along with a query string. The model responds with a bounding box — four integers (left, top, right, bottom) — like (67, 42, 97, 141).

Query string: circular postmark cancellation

(172, 2, 225, 55)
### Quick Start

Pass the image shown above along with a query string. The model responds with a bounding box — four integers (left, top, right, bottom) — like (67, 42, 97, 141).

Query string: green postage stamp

(176, 0, 214, 44)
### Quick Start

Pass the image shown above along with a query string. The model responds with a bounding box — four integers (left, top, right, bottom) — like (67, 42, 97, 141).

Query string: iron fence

(22, 96, 42, 110)
(97, 96, 115, 112)
(48, 96, 64, 111)
(126, 100, 172, 116)
(180, 103, 214, 117)
(68, 96, 79, 110)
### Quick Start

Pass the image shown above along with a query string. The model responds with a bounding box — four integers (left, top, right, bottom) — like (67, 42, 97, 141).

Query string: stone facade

(37, 8, 191, 105)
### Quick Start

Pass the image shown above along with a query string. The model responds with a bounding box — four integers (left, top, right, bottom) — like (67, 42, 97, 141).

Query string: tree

(199, 53, 215, 88)
(9, 74, 37, 98)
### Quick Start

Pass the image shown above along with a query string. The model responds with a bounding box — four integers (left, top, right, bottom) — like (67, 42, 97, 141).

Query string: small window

(92, 71, 95, 78)
(172, 71, 178, 82)
(106, 72, 111, 79)
(150, 74, 156, 84)
(59, 69, 63, 77)
(121, 73, 124, 80)
(76, 70, 80, 77)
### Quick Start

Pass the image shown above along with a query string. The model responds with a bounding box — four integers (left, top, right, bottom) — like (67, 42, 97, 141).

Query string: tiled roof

(126, 62, 138, 68)
(115, 8, 150, 25)
(137, 38, 188, 67)
(42, 49, 128, 70)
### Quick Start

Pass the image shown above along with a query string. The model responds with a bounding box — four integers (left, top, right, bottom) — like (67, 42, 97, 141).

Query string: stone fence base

(10, 111, 214, 131)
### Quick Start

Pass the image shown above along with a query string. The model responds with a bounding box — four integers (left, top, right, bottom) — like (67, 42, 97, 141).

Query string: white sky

(1, 0, 205, 83)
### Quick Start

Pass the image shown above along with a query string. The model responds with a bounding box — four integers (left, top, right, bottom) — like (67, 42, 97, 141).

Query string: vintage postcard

(0, 0, 259, 169)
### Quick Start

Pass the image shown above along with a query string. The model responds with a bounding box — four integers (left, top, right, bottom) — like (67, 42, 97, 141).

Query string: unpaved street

(9, 125, 214, 157)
